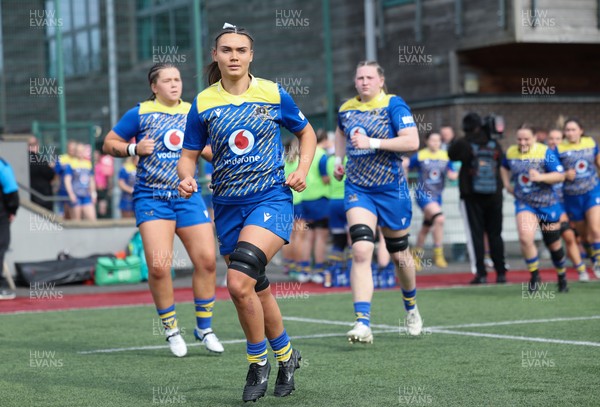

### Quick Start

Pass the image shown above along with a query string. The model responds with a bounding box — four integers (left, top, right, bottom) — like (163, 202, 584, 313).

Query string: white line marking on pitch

(77, 329, 399, 355)
(284, 315, 600, 331)
(283, 315, 600, 347)
(78, 314, 600, 354)
(433, 329, 600, 347)
(427, 315, 600, 330)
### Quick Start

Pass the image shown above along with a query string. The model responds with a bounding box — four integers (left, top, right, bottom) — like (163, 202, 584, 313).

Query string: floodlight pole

(364, 0, 377, 61)
(54, 0, 67, 153)
(193, 0, 204, 94)
(323, 0, 335, 131)
(107, 0, 118, 127)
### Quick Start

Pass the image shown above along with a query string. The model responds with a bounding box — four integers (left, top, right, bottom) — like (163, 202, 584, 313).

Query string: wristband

(369, 138, 381, 150)
(335, 156, 343, 166)
(127, 143, 137, 156)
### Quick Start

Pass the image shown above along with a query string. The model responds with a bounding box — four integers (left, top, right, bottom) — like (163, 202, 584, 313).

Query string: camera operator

(448, 113, 507, 284)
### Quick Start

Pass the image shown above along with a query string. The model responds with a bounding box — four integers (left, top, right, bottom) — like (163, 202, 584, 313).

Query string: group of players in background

(283, 118, 600, 295)
(40, 22, 596, 404)
(281, 123, 459, 287)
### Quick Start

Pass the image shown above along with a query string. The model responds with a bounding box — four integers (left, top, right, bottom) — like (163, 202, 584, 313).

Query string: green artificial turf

(1, 282, 599, 406)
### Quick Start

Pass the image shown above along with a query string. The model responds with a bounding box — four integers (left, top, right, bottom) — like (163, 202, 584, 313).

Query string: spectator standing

(28, 136, 55, 211)
(448, 113, 507, 284)
(0, 156, 19, 300)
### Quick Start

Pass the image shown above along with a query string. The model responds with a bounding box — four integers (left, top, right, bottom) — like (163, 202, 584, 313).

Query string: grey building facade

(1, 0, 599, 148)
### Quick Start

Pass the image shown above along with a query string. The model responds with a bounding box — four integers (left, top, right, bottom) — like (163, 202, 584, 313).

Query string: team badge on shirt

(253, 105, 273, 121)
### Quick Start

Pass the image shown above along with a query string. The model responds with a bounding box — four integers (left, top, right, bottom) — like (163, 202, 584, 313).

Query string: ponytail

(206, 61, 222, 86)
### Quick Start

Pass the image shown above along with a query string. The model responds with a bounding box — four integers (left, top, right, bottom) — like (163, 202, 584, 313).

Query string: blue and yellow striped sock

(582, 243, 592, 259)
(550, 249, 566, 275)
(591, 242, 600, 265)
(298, 261, 311, 274)
(157, 304, 177, 331)
(575, 262, 587, 274)
(268, 329, 292, 363)
(314, 262, 325, 273)
(401, 288, 417, 311)
(282, 258, 294, 273)
(353, 301, 371, 327)
(328, 251, 344, 263)
(247, 339, 268, 364)
(194, 296, 215, 330)
(525, 256, 539, 273)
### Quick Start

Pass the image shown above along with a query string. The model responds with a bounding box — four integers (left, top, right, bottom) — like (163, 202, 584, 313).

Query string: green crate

(95, 256, 143, 286)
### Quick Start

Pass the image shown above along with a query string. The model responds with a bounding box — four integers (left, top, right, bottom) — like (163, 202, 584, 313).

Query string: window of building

(46, 0, 101, 78)
(136, 0, 192, 61)
(382, 0, 415, 7)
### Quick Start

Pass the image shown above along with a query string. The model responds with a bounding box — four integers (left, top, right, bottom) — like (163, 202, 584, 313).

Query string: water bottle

(323, 269, 332, 288)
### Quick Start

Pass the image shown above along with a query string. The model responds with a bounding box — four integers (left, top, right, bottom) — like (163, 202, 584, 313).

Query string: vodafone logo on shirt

(163, 129, 184, 151)
(519, 173, 532, 188)
(429, 169, 441, 181)
(574, 159, 588, 174)
(229, 129, 255, 155)
(349, 127, 367, 138)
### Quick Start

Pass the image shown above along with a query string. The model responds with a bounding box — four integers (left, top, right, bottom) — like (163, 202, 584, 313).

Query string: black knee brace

(254, 274, 270, 292)
(349, 224, 374, 244)
(229, 241, 267, 280)
(423, 212, 443, 227)
(559, 221, 571, 234)
(541, 226, 561, 247)
(550, 247, 566, 264)
(385, 234, 409, 253)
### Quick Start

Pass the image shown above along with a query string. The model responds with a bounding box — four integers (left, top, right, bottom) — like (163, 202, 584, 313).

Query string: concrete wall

(7, 202, 194, 276)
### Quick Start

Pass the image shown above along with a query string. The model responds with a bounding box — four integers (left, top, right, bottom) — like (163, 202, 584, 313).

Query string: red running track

(0, 268, 593, 314)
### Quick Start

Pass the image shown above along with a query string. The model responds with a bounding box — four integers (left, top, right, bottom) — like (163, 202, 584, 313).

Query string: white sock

(198, 327, 213, 336)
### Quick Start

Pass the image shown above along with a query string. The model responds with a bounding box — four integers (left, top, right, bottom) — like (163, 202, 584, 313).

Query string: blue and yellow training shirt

(183, 76, 308, 204)
(556, 136, 599, 196)
(337, 91, 415, 188)
(113, 99, 191, 192)
(502, 142, 564, 207)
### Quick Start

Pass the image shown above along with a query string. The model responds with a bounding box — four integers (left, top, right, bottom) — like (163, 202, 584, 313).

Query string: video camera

(482, 114, 505, 140)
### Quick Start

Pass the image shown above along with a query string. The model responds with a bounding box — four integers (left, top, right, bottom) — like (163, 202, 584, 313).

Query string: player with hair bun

(178, 24, 316, 402)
